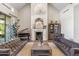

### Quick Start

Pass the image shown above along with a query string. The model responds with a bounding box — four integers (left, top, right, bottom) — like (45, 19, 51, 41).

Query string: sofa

(0, 49, 10, 56)
(0, 38, 27, 56)
(54, 37, 79, 56)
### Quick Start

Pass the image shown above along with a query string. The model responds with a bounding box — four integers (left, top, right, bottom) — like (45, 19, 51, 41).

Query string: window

(0, 19, 5, 43)
(0, 20, 5, 37)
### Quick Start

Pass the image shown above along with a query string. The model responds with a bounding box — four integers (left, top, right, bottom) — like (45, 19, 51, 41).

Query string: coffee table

(31, 42, 52, 56)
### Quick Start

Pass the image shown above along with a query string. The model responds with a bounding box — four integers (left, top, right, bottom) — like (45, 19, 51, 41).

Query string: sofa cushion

(0, 49, 10, 56)
(0, 49, 10, 53)
(72, 42, 79, 48)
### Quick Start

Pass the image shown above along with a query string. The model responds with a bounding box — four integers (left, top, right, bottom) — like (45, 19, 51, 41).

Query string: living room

(0, 3, 79, 56)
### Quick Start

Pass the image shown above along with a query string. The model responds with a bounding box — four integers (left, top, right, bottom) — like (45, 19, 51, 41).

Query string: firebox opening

(36, 32, 43, 41)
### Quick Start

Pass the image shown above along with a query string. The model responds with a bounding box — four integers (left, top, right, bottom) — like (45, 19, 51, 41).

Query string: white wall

(48, 4, 60, 23)
(74, 4, 79, 43)
(60, 4, 74, 40)
(59, 3, 79, 43)
(18, 4, 31, 33)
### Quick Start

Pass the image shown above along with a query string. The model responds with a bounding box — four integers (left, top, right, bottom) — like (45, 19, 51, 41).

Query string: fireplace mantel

(34, 29, 44, 32)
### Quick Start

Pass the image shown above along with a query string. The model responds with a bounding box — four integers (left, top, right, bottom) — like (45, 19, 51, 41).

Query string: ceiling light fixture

(11, 8, 14, 12)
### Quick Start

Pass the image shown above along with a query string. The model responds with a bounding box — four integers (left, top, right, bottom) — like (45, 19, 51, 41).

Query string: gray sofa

(0, 39, 27, 56)
(54, 37, 79, 56)
(0, 49, 10, 56)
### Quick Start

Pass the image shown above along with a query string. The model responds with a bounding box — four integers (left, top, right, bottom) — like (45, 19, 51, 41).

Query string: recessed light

(11, 8, 14, 12)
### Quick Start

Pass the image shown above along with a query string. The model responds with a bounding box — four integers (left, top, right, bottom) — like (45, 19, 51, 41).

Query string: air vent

(63, 9, 69, 13)
(69, 3, 72, 4)
(2, 3, 11, 10)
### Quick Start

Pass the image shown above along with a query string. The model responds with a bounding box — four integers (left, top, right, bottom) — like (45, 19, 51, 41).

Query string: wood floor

(17, 41, 64, 56)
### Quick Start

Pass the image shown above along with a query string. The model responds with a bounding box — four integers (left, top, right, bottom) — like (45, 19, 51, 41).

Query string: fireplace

(31, 4, 48, 41)
(36, 32, 43, 41)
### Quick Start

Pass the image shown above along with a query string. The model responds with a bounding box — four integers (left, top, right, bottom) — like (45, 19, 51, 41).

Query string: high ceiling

(9, 3, 26, 10)
(8, 3, 69, 11)
(52, 3, 69, 11)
